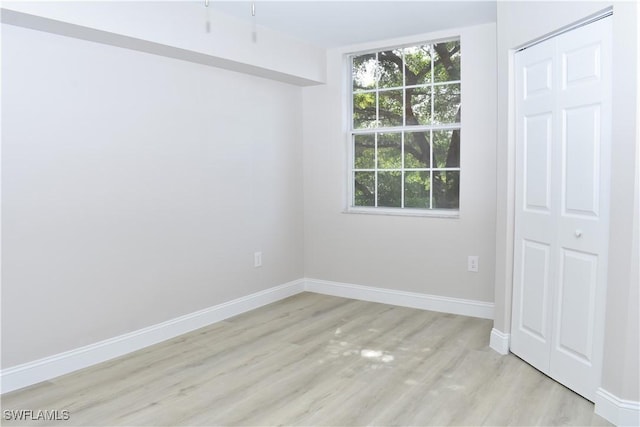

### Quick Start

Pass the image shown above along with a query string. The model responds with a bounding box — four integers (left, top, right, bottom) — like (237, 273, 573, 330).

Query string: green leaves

(352, 130, 460, 209)
(353, 92, 376, 129)
(351, 40, 461, 210)
(352, 41, 461, 130)
(352, 53, 376, 91)
(404, 45, 432, 86)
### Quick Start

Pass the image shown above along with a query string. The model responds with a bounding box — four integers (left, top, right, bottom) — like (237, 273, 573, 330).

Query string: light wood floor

(1, 293, 611, 426)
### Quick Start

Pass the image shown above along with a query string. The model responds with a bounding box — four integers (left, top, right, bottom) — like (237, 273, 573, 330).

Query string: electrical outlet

(468, 256, 479, 272)
(254, 252, 262, 268)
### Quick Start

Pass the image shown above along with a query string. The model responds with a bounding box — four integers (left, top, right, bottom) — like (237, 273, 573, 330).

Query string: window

(349, 40, 461, 213)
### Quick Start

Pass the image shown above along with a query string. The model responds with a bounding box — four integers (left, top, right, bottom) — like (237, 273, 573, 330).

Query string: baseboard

(0, 279, 305, 394)
(4, 277, 635, 427)
(304, 278, 494, 319)
(489, 328, 510, 355)
(595, 388, 640, 426)
(1, 278, 495, 394)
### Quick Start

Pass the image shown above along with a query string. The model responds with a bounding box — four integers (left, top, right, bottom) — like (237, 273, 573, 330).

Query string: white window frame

(345, 38, 461, 218)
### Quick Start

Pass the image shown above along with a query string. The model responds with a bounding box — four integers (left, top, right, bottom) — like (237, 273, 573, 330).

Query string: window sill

(343, 207, 460, 219)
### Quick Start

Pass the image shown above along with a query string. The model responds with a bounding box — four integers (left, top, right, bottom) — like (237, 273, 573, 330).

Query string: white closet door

(511, 17, 612, 402)
(511, 38, 556, 374)
(550, 17, 612, 401)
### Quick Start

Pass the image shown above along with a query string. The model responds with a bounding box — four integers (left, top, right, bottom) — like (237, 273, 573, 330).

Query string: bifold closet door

(511, 16, 612, 401)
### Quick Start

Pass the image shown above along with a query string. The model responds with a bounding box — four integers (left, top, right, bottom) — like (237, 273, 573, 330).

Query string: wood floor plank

(0, 293, 611, 426)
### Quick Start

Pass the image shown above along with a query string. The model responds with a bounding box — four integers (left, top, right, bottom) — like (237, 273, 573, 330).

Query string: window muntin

(350, 40, 461, 212)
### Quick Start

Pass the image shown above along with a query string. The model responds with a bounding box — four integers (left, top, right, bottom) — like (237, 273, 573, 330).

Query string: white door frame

(510, 14, 612, 401)
(490, 9, 615, 360)
(494, 5, 640, 426)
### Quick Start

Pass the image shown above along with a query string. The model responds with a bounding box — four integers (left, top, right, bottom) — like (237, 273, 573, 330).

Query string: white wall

(494, 0, 639, 403)
(1, 23, 304, 368)
(302, 23, 497, 303)
(1, 1, 326, 86)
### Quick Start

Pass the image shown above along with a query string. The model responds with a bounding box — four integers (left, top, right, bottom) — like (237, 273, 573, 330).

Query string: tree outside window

(350, 40, 461, 211)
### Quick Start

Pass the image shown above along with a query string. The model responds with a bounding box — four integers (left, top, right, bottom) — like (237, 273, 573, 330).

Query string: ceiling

(210, 1, 497, 48)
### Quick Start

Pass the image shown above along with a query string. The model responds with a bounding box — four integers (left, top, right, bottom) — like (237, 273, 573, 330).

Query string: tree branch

(433, 44, 460, 81)
(354, 180, 373, 199)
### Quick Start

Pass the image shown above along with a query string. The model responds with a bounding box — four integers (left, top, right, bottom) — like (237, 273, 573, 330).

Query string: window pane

(378, 49, 403, 89)
(354, 172, 375, 206)
(404, 131, 430, 168)
(378, 90, 403, 127)
(353, 53, 377, 91)
(405, 87, 431, 126)
(354, 134, 375, 169)
(353, 92, 377, 129)
(377, 133, 401, 169)
(433, 83, 460, 124)
(433, 171, 460, 209)
(404, 171, 431, 208)
(433, 130, 460, 168)
(404, 45, 432, 86)
(377, 171, 402, 207)
(350, 41, 461, 213)
(433, 41, 460, 82)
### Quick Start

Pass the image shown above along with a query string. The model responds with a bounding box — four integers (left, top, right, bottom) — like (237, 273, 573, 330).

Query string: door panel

(563, 43, 601, 87)
(563, 105, 600, 217)
(525, 59, 552, 98)
(556, 248, 598, 363)
(524, 114, 552, 211)
(511, 39, 556, 373)
(520, 240, 551, 342)
(551, 17, 611, 402)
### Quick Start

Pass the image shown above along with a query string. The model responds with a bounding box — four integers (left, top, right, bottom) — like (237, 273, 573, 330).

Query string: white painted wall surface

(1, 1, 326, 86)
(494, 0, 639, 403)
(1, 23, 304, 368)
(302, 23, 497, 303)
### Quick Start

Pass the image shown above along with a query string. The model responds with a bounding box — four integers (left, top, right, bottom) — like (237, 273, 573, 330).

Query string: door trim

(503, 6, 615, 355)
(516, 8, 612, 53)
(509, 14, 612, 402)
